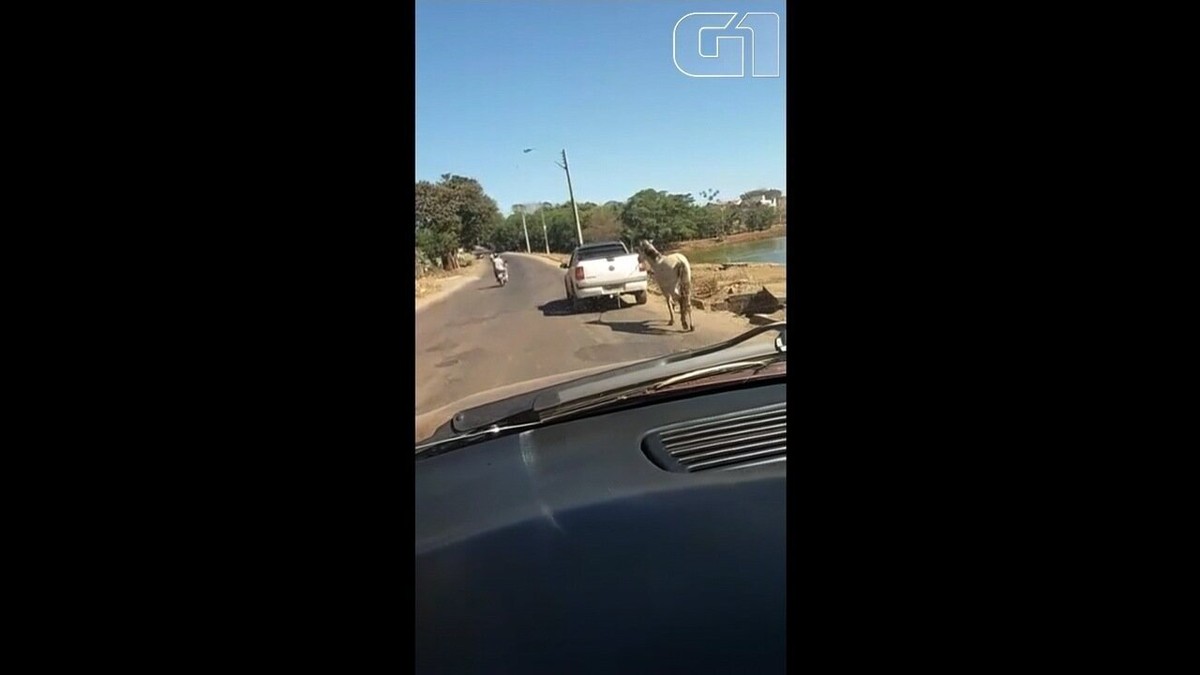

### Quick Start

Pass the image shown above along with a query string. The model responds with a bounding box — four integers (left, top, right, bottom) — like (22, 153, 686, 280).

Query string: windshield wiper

(414, 354, 785, 458)
(447, 322, 787, 433)
(538, 354, 785, 423)
(415, 419, 544, 457)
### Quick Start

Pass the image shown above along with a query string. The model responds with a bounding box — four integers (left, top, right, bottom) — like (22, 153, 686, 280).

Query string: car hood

(414, 338, 783, 445)
(415, 358, 648, 443)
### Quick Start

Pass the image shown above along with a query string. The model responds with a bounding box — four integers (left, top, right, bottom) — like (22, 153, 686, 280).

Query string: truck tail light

(574, 266, 585, 281)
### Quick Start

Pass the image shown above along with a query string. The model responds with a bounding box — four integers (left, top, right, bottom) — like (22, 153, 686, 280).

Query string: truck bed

(572, 243, 645, 289)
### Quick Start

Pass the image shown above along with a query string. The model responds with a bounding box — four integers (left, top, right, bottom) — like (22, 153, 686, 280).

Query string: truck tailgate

(576, 254, 643, 288)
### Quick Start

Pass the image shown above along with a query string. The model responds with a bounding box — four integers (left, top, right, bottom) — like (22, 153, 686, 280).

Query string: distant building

(716, 196, 781, 208)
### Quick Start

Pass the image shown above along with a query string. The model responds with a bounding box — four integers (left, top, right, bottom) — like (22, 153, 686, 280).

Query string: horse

(637, 239, 694, 332)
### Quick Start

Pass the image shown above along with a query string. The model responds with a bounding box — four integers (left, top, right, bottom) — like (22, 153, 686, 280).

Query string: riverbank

(686, 263, 786, 302)
(670, 223, 787, 254)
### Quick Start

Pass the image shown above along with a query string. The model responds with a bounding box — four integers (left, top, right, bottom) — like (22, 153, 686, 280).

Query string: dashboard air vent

(642, 404, 786, 473)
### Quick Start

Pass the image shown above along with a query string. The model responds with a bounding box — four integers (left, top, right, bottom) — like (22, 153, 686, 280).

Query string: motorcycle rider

(491, 252, 508, 284)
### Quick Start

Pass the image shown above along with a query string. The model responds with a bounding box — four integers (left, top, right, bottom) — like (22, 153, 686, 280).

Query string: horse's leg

(675, 262, 693, 332)
(666, 294, 675, 326)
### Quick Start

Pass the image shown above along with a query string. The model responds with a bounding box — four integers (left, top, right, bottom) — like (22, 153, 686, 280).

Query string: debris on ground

(532, 252, 787, 320)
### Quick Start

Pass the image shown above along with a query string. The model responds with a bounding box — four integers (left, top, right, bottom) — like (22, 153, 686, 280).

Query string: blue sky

(416, 0, 786, 214)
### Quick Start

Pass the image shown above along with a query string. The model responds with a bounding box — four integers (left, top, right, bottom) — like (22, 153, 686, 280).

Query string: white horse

(637, 239, 694, 332)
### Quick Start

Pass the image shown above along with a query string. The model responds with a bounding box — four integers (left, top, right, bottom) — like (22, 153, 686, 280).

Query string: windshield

(415, 1, 787, 427)
(576, 244, 629, 261)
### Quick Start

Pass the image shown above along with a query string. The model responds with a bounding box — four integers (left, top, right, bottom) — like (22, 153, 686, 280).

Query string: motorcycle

(494, 264, 508, 287)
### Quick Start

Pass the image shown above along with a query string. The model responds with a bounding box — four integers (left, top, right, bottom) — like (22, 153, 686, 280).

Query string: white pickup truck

(561, 241, 649, 312)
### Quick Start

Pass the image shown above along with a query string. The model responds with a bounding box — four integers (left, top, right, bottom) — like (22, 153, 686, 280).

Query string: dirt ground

(416, 257, 481, 298)
(682, 262, 785, 297)
(416, 278, 440, 298)
(520, 254, 760, 334)
(537, 251, 786, 315)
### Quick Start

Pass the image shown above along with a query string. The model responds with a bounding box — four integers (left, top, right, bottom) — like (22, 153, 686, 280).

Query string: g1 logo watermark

(673, 12, 780, 78)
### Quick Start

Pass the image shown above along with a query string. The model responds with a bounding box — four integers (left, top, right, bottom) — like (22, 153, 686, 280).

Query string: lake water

(685, 236, 787, 265)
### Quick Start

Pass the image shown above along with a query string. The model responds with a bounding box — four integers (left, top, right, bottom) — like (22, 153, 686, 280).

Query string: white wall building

(716, 195, 781, 208)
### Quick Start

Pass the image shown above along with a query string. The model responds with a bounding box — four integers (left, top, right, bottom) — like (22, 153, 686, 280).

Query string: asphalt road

(415, 253, 755, 416)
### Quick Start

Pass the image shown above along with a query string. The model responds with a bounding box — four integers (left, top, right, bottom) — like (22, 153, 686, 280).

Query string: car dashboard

(415, 379, 787, 673)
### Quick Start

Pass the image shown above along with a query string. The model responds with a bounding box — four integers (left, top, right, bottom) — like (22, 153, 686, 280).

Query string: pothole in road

(425, 339, 458, 353)
(453, 347, 486, 361)
(575, 343, 677, 363)
(435, 347, 486, 369)
(446, 313, 501, 328)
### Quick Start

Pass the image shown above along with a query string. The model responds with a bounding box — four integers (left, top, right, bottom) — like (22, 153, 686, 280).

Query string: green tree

(694, 189, 724, 238)
(493, 214, 528, 252)
(741, 202, 775, 231)
(440, 174, 500, 249)
(583, 204, 623, 243)
(414, 174, 502, 269)
(415, 181, 461, 270)
(619, 189, 698, 248)
(693, 206, 724, 238)
(543, 204, 580, 252)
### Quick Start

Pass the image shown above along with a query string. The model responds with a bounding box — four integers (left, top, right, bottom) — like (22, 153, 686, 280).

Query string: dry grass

(415, 266, 467, 298)
(646, 263, 786, 301)
(693, 274, 722, 298)
(415, 278, 442, 298)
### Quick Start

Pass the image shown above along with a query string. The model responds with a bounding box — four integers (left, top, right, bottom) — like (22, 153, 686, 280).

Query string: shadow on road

(585, 317, 677, 336)
(538, 299, 577, 316)
(476, 284, 502, 290)
(539, 297, 630, 316)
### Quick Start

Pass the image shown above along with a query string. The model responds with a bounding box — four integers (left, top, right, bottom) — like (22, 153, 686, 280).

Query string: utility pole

(519, 206, 531, 253)
(540, 207, 549, 254)
(555, 149, 584, 246)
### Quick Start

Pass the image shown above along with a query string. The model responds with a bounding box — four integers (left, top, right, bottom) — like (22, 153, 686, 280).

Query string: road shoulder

(415, 264, 487, 314)
(512, 252, 755, 333)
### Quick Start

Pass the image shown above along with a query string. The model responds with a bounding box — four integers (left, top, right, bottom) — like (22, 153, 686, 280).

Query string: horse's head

(638, 239, 661, 262)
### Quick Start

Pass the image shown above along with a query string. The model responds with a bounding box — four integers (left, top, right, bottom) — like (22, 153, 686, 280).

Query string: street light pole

(556, 149, 584, 246)
(519, 206, 531, 253)
(525, 146, 583, 246)
(540, 207, 549, 254)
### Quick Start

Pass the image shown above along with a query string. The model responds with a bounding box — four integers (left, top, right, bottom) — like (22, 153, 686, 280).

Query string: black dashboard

(415, 380, 787, 673)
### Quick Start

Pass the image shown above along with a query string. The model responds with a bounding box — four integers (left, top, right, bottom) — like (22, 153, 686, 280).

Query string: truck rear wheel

(634, 291, 647, 305)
